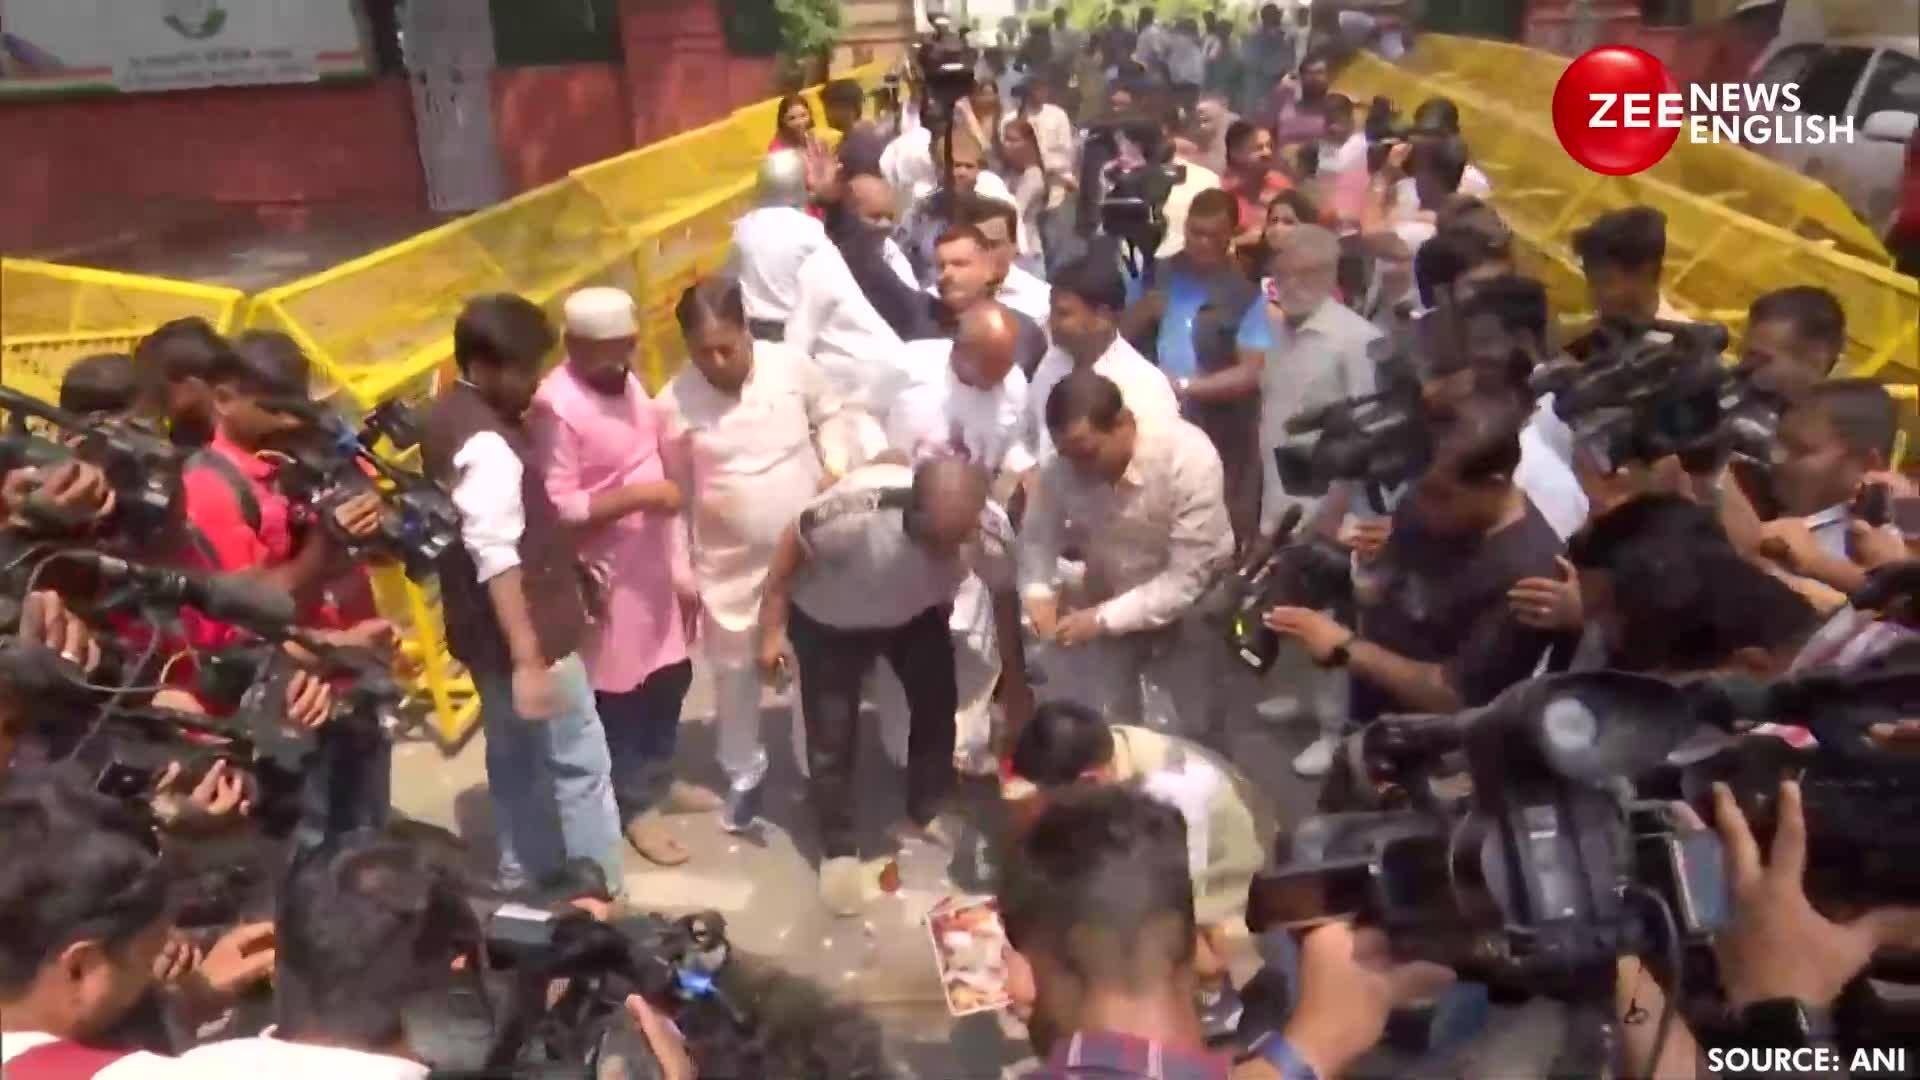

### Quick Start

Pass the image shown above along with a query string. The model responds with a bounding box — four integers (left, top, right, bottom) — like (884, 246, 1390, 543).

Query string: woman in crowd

(957, 79, 1008, 172)
(999, 118, 1052, 275)
(1237, 187, 1320, 282)
(770, 93, 822, 154)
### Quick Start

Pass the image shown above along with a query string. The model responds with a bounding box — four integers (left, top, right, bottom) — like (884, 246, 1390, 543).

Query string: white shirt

(784, 242, 907, 411)
(1389, 163, 1493, 223)
(997, 263, 1053, 324)
(883, 338, 1036, 476)
(1027, 334, 1180, 460)
(1156, 159, 1222, 259)
(0, 1032, 429, 1080)
(1316, 132, 1369, 177)
(1516, 396, 1590, 540)
(731, 205, 828, 324)
(880, 128, 934, 212)
(450, 426, 524, 583)
(1020, 103, 1077, 178)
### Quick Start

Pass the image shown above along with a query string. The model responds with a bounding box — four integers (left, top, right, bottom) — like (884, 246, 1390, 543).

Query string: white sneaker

(1256, 695, 1299, 721)
(1292, 736, 1337, 778)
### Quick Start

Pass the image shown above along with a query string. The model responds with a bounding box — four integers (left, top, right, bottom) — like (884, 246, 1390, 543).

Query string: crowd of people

(3, 4, 1920, 1078)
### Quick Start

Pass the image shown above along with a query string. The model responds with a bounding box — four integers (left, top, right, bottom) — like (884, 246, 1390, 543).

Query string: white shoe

(820, 856, 864, 917)
(1256, 695, 1299, 721)
(1292, 736, 1337, 778)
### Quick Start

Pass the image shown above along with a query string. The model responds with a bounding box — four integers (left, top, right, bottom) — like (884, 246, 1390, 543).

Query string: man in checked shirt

(1021, 370, 1235, 736)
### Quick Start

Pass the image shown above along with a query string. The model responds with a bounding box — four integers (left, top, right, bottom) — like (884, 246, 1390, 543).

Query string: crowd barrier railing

(0, 65, 882, 749)
(1, 258, 246, 404)
(1334, 46, 1920, 389)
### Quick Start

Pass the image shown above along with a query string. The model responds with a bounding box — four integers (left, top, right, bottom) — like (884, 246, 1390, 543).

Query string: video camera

(430, 895, 744, 1079)
(265, 397, 458, 581)
(0, 385, 184, 540)
(914, 15, 976, 135)
(1252, 663, 1920, 995)
(1211, 505, 1355, 674)
(1273, 342, 1429, 513)
(1531, 319, 1779, 474)
(1362, 95, 1414, 174)
(1087, 119, 1186, 276)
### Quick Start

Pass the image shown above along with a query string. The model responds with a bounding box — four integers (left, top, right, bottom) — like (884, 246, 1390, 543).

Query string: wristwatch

(1734, 998, 1835, 1046)
(1321, 633, 1355, 669)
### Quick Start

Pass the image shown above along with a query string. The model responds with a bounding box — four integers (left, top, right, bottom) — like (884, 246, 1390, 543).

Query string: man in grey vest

(756, 457, 1015, 915)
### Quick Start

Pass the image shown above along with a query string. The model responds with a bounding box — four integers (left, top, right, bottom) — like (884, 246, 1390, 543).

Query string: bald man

(758, 457, 1016, 914)
(878, 301, 1037, 776)
(730, 150, 829, 340)
(811, 174, 935, 345)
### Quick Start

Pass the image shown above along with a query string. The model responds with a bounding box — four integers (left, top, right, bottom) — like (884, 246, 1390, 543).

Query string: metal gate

(403, 0, 508, 213)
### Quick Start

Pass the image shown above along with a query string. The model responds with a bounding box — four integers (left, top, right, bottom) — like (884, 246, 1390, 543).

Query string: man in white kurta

(658, 281, 849, 831)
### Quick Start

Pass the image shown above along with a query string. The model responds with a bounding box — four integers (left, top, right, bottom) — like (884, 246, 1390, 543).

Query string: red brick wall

(0, 78, 424, 253)
(617, 0, 779, 146)
(491, 63, 632, 192)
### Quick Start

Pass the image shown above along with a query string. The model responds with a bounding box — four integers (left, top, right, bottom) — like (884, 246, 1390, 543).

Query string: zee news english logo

(1551, 45, 1854, 176)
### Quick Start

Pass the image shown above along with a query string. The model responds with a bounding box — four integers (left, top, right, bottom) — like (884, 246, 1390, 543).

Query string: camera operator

(1565, 206, 1685, 362)
(132, 316, 233, 449)
(1739, 286, 1846, 404)
(2, 459, 119, 538)
(1021, 371, 1234, 735)
(0, 776, 277, 1076)
(0, 590, 105, 776)
(58, 352, 140, 427)
(1264, 395, 1570, 730)
(1756, 379, 1901, 599)
(1000, 784, 1449, 1080)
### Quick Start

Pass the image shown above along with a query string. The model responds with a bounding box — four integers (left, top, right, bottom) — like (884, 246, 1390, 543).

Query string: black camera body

(914, 16, 976, 135)
(1, 385, 185, 541)
(1532, 319, 1777, 473)
(1273, 344, 1429, 507)
(269, 398, 458, 581)
(1221, 537, 1355, 674)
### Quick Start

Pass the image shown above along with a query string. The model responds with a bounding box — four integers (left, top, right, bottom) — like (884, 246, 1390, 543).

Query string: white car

(1747, 32, 1920, 233)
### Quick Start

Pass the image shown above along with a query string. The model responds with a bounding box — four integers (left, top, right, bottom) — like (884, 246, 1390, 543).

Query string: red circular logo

(1552, 46, 1681, 176)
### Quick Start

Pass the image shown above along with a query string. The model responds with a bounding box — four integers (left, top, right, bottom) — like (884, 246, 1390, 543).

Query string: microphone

(77, 553, 297, 640)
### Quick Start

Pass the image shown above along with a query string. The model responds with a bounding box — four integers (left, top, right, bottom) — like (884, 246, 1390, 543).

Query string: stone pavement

(389, 653, 1334, 1078)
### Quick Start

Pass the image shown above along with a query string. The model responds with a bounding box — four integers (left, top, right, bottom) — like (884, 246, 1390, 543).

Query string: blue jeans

(474, 653, 623, 897)
(596, 659, 693, 825)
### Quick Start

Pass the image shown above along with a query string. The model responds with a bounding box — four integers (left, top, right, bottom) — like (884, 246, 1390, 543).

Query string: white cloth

(1156, 159, 1222, 259)
(0, 1032, 429, 1080)
(784, 243, 907, 411)
(1027, 334, 1180, 460)
(997, 263, 1053, 324)
(1316, 132, 1369, 177)
(883, 338, 1035, 476)
(564, 286, 639, 338)
(1141, 752, 1224, 881)
(880, 127, 935, 212)
(731, 205, 829, 324)
(1516, 396, 1590, 540)
(882, 236, 919, 291)
(450, 427, 524, 583)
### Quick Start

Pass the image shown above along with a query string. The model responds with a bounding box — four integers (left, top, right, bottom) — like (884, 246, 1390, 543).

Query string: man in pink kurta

(529, 287, 721, 868)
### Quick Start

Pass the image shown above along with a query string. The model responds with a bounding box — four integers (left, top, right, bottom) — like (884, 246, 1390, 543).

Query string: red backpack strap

(6, 1039, 137, 1079)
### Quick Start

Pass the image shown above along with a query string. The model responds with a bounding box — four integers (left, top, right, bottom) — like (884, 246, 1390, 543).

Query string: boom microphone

(77, 552, 297, 639)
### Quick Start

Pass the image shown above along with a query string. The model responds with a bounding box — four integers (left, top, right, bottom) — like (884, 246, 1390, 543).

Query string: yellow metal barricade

(1, 258, 244, 404)
(1335, 48, 1920, 387)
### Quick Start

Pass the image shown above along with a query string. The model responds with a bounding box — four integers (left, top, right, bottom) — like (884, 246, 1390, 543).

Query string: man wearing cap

(730, 149, 830, 342)
(658, 277, 856, 835)
(529, 288, 721, 867)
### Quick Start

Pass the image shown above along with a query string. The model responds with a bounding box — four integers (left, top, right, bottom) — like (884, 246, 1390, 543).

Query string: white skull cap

(564, 287, 639, 340)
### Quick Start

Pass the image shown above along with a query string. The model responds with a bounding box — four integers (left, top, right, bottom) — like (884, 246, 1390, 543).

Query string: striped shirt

(1027, 1031, 1234, 1080)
